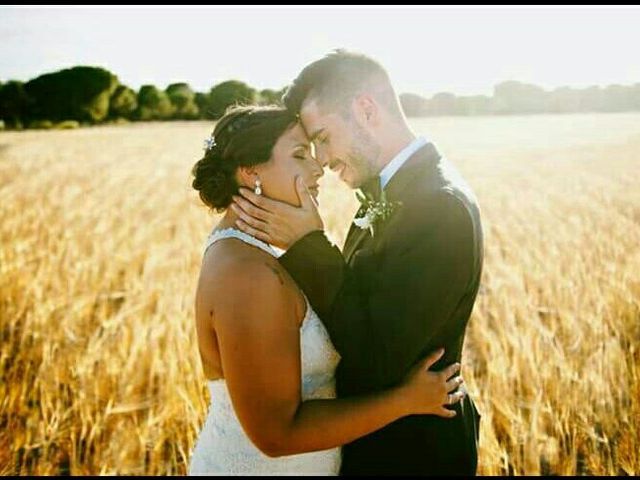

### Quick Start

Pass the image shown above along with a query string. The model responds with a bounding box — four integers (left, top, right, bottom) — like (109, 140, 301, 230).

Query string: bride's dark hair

(191, 105, 297, 212)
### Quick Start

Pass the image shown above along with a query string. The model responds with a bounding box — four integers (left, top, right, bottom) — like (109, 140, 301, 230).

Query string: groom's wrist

(290, 229, 326, 249)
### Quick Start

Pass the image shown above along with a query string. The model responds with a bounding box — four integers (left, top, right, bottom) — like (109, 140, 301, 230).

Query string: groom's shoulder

(421, 154, 480, 223)
(404, 158, 477, 214)
(393, 186, 471, 241)
(435, 156, 478, 205)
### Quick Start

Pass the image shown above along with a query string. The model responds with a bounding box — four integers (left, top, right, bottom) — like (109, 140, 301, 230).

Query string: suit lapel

(344, 218, 372, 264)
(342, 142, 441, 265)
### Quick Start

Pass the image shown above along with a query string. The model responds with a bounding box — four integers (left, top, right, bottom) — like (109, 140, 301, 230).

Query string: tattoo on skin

(264, 262, 285, 286)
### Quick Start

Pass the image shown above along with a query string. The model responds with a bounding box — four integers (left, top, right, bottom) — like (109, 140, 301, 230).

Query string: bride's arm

(213, 256, 462, 458)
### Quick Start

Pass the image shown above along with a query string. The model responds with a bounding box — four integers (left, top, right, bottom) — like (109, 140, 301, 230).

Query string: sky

(1, 6, 640, 98)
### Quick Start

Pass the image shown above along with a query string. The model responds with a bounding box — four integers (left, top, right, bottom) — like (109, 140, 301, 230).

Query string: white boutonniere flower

(353, 190, 402, 237)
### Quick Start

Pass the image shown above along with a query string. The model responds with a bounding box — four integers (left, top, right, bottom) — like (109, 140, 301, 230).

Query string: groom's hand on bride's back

(231, 176, 323, 250)
(398, 348, 466, 419)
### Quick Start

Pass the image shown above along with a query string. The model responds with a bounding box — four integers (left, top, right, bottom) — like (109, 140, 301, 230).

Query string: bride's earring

(254, 178, 262, 196)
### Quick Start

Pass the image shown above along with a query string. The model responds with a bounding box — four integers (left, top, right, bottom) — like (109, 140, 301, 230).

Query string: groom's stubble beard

(347, 120, 381, 189)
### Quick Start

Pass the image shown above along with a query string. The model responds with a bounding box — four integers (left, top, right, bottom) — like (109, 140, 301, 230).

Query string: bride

(188, 105, 465, 475)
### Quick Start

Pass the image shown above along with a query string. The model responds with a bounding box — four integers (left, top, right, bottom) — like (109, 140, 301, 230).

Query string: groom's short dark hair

(282, 49, 402, 118)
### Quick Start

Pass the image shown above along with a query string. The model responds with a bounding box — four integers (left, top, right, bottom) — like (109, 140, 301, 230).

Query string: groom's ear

(353, 93, 379, 127)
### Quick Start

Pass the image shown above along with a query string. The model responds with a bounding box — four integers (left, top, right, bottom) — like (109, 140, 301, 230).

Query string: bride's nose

(310, 157, 324, 178)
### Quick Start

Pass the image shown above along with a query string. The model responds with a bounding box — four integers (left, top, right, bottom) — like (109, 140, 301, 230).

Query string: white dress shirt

(379, 136, 429, 190)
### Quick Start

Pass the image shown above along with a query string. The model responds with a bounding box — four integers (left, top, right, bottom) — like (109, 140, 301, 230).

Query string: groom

(232, 50, 483, 475)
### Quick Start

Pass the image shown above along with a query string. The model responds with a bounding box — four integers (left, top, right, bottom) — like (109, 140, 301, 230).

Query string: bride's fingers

(443, 390, 466, 406)
(440, 362, 461, 382)
(435, 407, 457, 418)
(445, 376, 464, 393)
(421, 348, 445, 371)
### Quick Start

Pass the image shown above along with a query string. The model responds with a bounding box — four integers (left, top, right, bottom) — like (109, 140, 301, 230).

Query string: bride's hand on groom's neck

(232, 176, 323, 250)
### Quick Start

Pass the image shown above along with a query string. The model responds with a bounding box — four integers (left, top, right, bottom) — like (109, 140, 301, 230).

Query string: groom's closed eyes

(308, 128, 329, 165)
(310, 128, 328, 145)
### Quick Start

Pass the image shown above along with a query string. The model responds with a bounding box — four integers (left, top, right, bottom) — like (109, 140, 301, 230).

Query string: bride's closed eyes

(293, 145, 313, 162)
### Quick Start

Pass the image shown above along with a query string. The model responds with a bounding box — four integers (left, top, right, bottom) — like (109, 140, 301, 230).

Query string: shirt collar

(379, 136, 429, 190)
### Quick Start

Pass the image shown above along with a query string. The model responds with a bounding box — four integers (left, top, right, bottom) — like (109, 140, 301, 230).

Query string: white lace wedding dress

(188, 227, 342, 475)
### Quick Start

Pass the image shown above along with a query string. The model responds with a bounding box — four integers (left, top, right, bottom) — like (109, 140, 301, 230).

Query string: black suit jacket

(279, 142, 483, 475)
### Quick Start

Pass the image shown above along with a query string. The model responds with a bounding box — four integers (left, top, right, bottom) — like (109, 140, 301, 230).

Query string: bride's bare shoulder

(199, 239, 295, 305)
(202, 238, 282, 277)
(197, 240, 302, 331)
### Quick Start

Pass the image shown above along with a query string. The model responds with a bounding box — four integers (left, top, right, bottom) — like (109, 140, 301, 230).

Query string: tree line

(400, 81, 640, 116)
(1, 66, 639, 130)
(0, 66, 285, 130)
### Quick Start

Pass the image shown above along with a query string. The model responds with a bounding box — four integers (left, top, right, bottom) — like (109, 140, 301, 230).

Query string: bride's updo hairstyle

(191, 105, 296, 212)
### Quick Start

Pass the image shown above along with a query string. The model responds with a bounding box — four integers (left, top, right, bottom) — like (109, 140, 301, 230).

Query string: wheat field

(1, 113, 639, 475)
